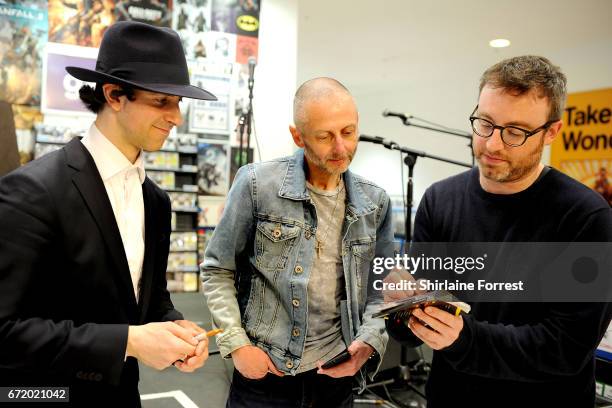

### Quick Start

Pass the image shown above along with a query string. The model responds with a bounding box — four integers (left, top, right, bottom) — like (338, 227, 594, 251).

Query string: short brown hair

(479, 56, 567, 121)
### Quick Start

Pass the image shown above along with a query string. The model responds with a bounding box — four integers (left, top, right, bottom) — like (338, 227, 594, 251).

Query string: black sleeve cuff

(439, 313, 473, 362)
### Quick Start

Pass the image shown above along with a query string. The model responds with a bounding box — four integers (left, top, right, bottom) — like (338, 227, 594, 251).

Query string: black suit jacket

(0, 138, 182, 406)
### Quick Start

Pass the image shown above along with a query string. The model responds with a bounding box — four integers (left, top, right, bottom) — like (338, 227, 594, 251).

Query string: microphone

(359, 135, 384, 144)
(382, 110, 412, 121)
(360, 134, 399, 150)
(248, 56, 257, 81)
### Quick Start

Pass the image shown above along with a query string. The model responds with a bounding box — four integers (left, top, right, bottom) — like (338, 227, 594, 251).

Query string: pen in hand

(193, 328, 223, 342)
(175, 329, 224, 364)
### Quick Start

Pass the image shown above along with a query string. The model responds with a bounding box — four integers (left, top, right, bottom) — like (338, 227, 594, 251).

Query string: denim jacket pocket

(242, 274, 264, 327)
(255, 221, 301, 273)
(351, 240, 375, 290)
(351, 241, 376, 308)
(352, 240, 375, 258)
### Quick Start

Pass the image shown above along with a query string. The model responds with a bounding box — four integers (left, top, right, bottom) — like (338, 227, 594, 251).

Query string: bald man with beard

(201, 78, 393, 408)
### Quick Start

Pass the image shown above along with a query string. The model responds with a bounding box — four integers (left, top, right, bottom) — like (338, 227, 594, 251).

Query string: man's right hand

(231, 345, 284, 379)
(126, 322, 198, 370)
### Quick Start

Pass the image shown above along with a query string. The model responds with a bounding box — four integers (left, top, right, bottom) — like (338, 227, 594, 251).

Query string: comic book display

(48, 0, 115, 47)
(0, 3, 47, 105)
(197, 141, 229, 196)
(1, 0, 263, 291)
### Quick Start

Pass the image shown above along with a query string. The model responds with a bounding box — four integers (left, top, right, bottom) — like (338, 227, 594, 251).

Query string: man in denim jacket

(201, 78, 392, 407)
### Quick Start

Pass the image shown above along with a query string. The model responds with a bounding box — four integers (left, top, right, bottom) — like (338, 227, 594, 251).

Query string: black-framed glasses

(469, 105, 558, 147)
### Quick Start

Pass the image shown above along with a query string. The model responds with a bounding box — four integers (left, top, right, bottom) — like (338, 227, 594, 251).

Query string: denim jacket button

(286, 360, 294, 369)
(292, 328, 300, 337)
(294, 265, 303, 274)
(292, 299, 300, 307)
(273, 228, 282, 238)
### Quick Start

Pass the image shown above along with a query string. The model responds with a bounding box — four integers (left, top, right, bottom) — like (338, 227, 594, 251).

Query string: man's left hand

(173, 320, 209, 372)
(316, 340, 374, 378)
(408, 307, 463, 350)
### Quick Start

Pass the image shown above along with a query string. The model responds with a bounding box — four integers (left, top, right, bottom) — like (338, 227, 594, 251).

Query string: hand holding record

(408, 306, 464, 350)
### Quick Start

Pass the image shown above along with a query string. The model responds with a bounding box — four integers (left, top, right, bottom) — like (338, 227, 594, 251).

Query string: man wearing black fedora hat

(0, 21, 217, 406)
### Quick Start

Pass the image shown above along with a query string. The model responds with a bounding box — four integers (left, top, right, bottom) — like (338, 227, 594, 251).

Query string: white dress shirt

(81, 124, 146, 301)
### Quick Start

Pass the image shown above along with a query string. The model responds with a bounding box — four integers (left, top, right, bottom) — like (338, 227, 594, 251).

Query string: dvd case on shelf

(167, 252, 198, 272)
(168, 192, 198, 209)
(35, 123, 86, 144)
(148, 171, 176, 189)
(183, 272, 199, 292)
(170, 231, 198, 252)
(166, 271, 199, 293)
(197, 196, 225, 227)
(144, 151, 180, 169)
(34, 143, 63, 159)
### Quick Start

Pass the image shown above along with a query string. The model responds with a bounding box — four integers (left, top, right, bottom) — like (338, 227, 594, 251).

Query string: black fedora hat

(66, 21, 216, 101)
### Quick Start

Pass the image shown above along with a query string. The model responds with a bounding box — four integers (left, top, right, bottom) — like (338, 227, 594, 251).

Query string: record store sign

(551, 88, 612, 205)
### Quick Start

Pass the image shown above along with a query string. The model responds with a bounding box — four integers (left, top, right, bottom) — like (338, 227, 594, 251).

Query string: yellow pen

(193, 328, 223, 342)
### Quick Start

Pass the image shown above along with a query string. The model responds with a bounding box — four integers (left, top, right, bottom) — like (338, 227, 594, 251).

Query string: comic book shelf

(147, 139, 201, 294)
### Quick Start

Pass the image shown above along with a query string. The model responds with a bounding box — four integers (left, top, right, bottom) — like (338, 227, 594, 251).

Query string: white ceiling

(297, 0, 612, 95)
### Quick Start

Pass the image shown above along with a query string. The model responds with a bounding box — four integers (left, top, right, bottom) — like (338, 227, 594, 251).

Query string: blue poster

(0, 4, 48, 105)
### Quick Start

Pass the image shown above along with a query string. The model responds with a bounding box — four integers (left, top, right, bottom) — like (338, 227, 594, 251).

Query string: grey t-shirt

(297, 179, 347, 373)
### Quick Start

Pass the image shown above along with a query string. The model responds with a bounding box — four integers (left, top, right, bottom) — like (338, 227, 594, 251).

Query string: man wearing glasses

(387, 56, 612, 407)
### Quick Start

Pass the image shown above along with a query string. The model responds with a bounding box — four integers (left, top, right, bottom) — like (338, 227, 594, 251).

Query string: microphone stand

(404, 153, 416, 243)
(360, 135, 471, 240)
(397, 117, 475, 167)
(360, 136, 471, 405)
(237, 68, 255, 167)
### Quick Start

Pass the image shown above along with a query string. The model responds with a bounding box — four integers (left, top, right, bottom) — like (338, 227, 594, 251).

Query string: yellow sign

(236, 15, 259, 32)
(551, 88, 612, 205)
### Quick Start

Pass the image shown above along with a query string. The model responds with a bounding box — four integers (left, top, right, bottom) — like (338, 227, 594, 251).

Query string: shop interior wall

(252, 0, 298, 161)
(295, 0, 612, 207)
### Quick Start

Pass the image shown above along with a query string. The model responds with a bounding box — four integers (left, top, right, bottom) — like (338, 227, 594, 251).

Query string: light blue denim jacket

(201, 149, 392, 390)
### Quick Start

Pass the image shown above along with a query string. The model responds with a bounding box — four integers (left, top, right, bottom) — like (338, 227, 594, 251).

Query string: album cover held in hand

(372, 290, 471, 320)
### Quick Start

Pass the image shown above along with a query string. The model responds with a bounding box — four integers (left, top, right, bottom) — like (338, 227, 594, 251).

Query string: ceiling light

(489, 39, 511, 48)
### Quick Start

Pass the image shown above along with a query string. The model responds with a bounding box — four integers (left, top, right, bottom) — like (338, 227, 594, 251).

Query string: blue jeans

(226, 369, 354, 408)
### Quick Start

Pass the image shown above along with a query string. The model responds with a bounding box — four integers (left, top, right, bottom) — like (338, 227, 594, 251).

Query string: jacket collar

(65, 138, 140, 318)
(278, 149, 377, 216)
(81, 124, 146, 184)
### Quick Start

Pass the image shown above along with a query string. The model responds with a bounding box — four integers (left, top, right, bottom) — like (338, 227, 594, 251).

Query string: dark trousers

(226, 368, 354, 408)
